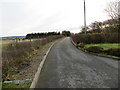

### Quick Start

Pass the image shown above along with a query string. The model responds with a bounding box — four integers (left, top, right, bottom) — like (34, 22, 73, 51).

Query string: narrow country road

(35, 37, 118, 88)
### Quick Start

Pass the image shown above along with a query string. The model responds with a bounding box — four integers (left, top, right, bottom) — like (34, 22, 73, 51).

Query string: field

(0, 39, 36, 49)
(0, 40, 14, 48)
(85, 43, 119, 49)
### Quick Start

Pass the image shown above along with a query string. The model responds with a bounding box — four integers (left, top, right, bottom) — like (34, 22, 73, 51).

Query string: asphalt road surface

(35, 37, 118, 88)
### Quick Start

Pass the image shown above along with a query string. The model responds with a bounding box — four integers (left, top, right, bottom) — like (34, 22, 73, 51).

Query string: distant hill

(0, 36, 25, 40)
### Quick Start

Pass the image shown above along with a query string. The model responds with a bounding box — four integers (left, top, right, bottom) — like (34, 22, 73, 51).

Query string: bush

(71, 33, 119, 44)
(107, 48, 120, 57)
(85, 47, 120, 57)
(85, 46, 103, 53)
(99, 49, 109, 53)
(78, 43, 85, 48)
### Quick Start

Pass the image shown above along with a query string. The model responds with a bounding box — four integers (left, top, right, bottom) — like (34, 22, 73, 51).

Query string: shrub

(100, 49, 109, 53)
(107, 48, 120, 57)
(85, 46, 103, 53)
(71, 33, 119, 44)
(78, 43, 85, 48)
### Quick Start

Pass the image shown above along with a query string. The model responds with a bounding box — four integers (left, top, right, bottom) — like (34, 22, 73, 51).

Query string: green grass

(85, 43, 119, 49)
(2, 82, 31, 89)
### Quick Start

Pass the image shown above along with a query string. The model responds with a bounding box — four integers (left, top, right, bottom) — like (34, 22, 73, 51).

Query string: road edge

(29, 41, 57, 89)
(70, 38, 120, 60)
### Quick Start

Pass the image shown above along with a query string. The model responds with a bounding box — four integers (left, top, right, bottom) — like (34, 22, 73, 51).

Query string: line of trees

(25, 31, 71, 39)
(62, 30, 71, 36)
(25, 32, 60, 39)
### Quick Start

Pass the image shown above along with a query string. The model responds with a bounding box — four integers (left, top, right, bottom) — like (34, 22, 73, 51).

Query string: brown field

(0, 40, 14, 47)
(0, 39, 39, 49)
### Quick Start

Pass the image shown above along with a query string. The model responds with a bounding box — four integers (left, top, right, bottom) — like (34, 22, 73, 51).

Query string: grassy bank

(76, 43, 120, 57)
(2, 82, 31, 89)
(2, 35, 63, 81)
(71, 33, 119, 57)
(85, 43, 119, 49)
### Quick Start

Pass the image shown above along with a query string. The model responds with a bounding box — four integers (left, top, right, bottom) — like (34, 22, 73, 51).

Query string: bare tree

(118, 1, 120, 24)
(105, 0, 119, 31)
(105, 0, 119, 19)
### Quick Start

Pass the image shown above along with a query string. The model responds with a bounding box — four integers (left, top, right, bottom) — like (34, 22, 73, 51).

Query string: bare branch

(105, 0, 119, 19)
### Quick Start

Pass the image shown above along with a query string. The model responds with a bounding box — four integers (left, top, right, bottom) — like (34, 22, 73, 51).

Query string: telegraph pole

(84, 0, 87, 35)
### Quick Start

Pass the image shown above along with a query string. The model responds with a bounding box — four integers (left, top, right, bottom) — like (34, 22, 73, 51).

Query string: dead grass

(2, 35, 63, 81)
(1, 39, 36, 48)
(13, 41, 54, 80)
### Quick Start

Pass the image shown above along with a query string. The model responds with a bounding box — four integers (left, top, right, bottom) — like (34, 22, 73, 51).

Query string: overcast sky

(0, 0, 117, 37)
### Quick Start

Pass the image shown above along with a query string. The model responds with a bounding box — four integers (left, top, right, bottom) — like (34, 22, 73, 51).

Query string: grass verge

(84, 43, 120, 57)
(2, 36, 63, 80)
(2, 36, 63, 88)
(2, 82, 31, 89)
(85, 43, 119, 49)
(74, 42, 120, 58)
